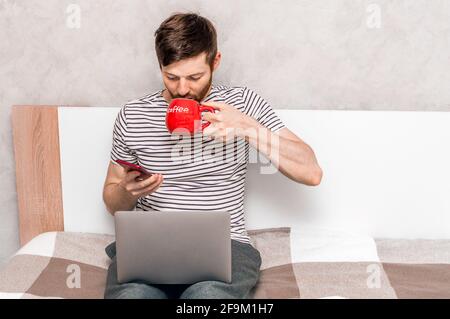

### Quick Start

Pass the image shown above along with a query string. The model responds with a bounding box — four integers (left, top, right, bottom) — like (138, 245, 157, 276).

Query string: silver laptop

(114, 210, 231, 284)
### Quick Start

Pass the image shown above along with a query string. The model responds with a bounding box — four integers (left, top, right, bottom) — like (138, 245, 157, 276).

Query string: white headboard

(58, 107, 450, 239)
(12, 106, 450, 245)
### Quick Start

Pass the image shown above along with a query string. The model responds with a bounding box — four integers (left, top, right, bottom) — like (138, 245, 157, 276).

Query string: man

(102, 12, 322, 299)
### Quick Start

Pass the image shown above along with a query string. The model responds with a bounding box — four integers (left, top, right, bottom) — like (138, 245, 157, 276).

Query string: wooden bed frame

(12, 106, 65, 245)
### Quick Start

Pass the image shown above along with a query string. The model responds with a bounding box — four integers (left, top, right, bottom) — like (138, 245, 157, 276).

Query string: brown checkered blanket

(0, 227, 449, 298)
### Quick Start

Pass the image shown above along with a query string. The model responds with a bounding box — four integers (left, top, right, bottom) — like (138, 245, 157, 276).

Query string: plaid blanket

(0, 227, 449, 299)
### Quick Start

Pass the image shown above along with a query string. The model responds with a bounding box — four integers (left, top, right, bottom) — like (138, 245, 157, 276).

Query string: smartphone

(115, 159, 153, 181)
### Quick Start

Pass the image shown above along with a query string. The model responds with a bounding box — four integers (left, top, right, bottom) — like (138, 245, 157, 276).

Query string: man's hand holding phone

(115, 160, 164, 199)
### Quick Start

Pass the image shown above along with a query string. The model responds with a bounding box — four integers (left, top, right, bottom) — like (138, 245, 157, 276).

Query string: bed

(1, 227, 449, 299)
(2, 105, 450, 299)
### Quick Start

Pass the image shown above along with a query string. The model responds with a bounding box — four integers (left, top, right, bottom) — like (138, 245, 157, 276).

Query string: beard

(166, 75, 213, 102)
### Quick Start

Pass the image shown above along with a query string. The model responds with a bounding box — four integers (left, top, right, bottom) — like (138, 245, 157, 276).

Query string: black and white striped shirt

(110, 84, 285, 244)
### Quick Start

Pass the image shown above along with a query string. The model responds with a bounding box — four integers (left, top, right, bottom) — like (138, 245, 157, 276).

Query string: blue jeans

(104, 239, 262, 299)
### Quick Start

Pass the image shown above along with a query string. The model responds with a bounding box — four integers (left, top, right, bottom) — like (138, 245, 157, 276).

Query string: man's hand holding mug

(166, 98, 257, 143)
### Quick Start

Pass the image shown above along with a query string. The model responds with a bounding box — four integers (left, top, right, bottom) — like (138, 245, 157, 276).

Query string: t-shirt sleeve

(110, 106, 138, 165)
(242, 87, 286, 133)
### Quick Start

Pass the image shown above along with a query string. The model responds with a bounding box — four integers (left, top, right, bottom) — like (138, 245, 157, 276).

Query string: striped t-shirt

(110, 84, 285, 244)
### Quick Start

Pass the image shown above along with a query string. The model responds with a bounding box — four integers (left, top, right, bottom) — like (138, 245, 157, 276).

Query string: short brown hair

(154, 13, 218, 68)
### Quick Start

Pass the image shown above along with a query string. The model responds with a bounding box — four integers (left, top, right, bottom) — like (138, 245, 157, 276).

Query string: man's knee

(105, 283, 167, 299)
(180, 281, 246, 299)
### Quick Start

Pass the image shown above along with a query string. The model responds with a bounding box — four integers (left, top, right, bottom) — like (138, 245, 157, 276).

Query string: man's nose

(177, 79, 190, 97)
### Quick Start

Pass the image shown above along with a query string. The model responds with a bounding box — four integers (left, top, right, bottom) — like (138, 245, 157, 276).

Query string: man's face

(161, 51, 220, 102)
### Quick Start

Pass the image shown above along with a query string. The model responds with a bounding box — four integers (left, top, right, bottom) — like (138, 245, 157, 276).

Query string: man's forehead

(162, 53, 209, 76)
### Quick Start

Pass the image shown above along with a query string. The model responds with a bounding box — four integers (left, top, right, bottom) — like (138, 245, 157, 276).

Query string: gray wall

(1, 0, 449, 265)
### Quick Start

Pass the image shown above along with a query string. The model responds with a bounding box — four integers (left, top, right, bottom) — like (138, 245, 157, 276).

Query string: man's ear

(212, 52, 221, 72)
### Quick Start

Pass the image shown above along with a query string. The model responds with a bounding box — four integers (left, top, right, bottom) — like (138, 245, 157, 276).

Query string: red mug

(166, 98, 215, 135)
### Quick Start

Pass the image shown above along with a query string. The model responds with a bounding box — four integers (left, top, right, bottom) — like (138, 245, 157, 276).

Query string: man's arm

(240, 119, 323, 186)
(103, 184, 139, 215)
(103, 162, 139, 215)
(202, 102, 323, 186)
(103, 162, 164, 215)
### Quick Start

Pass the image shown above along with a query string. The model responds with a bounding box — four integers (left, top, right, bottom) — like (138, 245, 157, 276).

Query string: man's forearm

(103, 183, 138, 215)
(238, 116, 322, 185)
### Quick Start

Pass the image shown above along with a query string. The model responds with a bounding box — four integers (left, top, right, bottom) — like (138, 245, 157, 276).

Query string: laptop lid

(114, 210, 231, 284)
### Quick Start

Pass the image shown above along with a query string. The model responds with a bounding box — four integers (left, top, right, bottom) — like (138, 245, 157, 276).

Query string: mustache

(174, 94, 197, 100)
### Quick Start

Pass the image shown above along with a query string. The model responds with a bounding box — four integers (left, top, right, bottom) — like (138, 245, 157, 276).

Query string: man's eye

(167, 76, 178, 81)
(189, 77, 200, 81)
